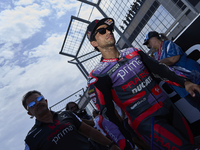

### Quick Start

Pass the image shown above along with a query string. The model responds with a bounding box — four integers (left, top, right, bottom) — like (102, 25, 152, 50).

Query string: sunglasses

(27, 96, 44, 110)
(92, 26, 114, 40)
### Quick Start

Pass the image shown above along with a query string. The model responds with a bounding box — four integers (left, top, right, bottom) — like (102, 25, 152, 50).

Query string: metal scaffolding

(58, 0, 200, 114)
(60, 0, 199, 80)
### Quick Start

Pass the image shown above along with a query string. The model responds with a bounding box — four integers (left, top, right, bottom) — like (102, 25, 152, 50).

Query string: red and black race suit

(88, 47, 197, 150)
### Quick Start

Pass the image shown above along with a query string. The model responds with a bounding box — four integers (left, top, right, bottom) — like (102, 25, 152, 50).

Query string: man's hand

(110, 144, 121, 150)
(159, 55, 180, 66)
(78, 122, 121, 150)
(184, 81, 200, 97)
(81, 118, 95, 127)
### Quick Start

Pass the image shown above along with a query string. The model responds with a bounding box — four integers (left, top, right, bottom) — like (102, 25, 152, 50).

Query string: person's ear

(27, 111, 33, 116)
(44, 99, 48, 108)
(90, 41, 98, 48)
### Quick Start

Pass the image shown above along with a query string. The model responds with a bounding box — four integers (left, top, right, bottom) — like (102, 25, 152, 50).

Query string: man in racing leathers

(86, 17, 200, 150)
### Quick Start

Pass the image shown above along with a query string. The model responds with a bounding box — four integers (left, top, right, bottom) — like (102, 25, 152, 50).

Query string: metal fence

(60, 0, 199, 80)
(49, 87, 97, 116)
(49, 88, 84, 112)
(57, 0, 200, 114)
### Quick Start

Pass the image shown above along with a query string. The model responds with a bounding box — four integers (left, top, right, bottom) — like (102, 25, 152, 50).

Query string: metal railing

(60, 0, 199, 80)
(49, 88, 84, 111)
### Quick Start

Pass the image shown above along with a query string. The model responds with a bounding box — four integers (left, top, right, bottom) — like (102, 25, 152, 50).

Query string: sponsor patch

(91, 97, 96, 103)
(89, 93, 96, 98)
(88, 88, 94, 94)
(131, 98, 146, 109)
(87, 31, 91, 40)
(152, 85, 162, 95)
(105, 19, 113, 26)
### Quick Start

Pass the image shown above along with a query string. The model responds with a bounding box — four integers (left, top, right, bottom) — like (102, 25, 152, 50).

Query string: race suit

(88, 47, 198, 150)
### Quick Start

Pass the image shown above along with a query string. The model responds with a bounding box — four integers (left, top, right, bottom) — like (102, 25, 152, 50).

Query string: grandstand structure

(52, 0, 200, 116)
(60, 0, 200, 79)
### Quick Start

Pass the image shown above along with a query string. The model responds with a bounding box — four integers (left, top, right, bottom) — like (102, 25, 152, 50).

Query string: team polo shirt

(24, 110, 90, 150)
(155, 40, 200, 97)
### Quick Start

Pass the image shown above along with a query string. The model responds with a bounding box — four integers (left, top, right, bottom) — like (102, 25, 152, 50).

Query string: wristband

(109, 141, 116, 149)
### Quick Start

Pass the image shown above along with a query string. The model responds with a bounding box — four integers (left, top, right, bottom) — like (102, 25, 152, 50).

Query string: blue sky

(1, 0, 200, 149)
(0, 0, 103, 149)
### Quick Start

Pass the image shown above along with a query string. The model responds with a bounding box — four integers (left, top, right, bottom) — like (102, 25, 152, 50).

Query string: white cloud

(0, 49, 14, 60)
(0, 1, 87, 150)
(0, 4, 50, 45)
(47, 0, 80, 18)
(0, 58, 4, 64)
(0, 1, 12, 9)
(14, 0, 36, 6)
(0, 3, 52, 64)
(0, 32, 86, 150)
(25, 33, 64, 58)
(0, 32, 86, 102)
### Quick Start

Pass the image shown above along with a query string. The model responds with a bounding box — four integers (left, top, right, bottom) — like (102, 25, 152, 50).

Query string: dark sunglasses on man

(92, 26, 114, 40)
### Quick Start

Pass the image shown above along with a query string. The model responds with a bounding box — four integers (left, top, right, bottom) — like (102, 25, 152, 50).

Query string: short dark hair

(65, 101, 79, 111)
(94, 47, 100, 52)
(22, 90, 42, 110)
(92, 109, 99, 118)
(90, 37, 100, 52)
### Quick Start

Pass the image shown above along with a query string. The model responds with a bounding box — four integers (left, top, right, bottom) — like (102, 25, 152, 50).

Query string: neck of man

(101, 46, 119, 59)
(36, 109, 53, 123)
(153, 40, 161, 53)
(157, 40, 162, 51)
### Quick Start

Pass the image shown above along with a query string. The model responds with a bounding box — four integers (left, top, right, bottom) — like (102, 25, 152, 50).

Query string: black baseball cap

(143, 31, 159, 45)
(86, 18, 114, 41)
